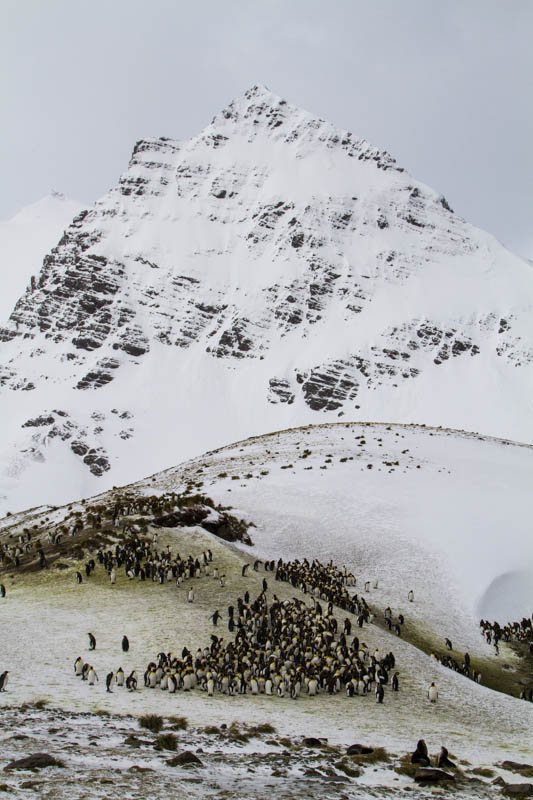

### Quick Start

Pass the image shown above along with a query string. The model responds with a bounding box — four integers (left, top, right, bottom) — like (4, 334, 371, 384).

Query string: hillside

(0, 86, 532, 515)
(1, 422, 531, 795)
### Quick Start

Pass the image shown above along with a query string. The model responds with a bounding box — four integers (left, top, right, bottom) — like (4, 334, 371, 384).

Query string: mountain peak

(0, 89, 532, 514)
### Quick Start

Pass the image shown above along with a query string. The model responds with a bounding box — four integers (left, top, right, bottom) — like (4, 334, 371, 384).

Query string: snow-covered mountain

(0, 192, 84, 323)
(0, 84, 532, 515)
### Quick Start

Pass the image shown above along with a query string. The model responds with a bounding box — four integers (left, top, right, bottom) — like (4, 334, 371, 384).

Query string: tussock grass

(203, 725, 220, 735)
(139, 714, 164, 733)
(31, 698, 49, 710)
(155, 733, 178, 751)
(248, 722, 276, 736)
(167, 715, 188, 730)
(500, 763, 533, 778)
(394, 754, 419, 777)
(348, 746, 390, 764)
(470, 767, 495, 778)
(335, 758, 361, 777)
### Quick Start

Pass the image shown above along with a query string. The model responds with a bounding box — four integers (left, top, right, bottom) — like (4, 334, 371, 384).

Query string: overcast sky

(1, 0, 532, 258)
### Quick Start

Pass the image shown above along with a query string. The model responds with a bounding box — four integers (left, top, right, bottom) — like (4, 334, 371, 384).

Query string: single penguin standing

(76, 572, 83, 584)
(88, 632, 96, 650)
(88, 667, 98, 686)
(122, 635, 129, 653)
(0, 584, 6, 598)
(408, 589, 414, 602)
(74, 656, 83, 675)
(126, 670, 137, 691)
(392, 672, 399, 692)
(375, 683, 385, 704)
(241, 564, 249, 577)
(106, 671, 114, 692)
(428, 682, 438, 703)
(116, 667, 125, 687)
(187, 588, 195, 603)
(0, 671, 8, 691)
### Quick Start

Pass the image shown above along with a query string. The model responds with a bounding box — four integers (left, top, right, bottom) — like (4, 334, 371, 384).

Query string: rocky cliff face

(0, 85, 532, 513)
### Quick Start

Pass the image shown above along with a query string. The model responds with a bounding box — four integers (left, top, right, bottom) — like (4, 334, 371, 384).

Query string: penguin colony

(0, 491, 248, 577)
(86, 537, 216, 586)
(140, 557, 400, 702)
(2, 493, 532, 704)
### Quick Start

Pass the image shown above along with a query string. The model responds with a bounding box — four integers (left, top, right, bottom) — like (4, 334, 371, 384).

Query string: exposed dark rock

(302, 737, 324, 748)
(22, 415, 55, 428)
(153, 504, 252, 545)
(500, 784, 533, 797)
(267, 377, 295, 404)
(82, 450, 111, 477)
(167, 751, 203, 767)
(297, 359, 361, 411)
(213, 318, 256, 359)
(291, 233, 305, 248)
(71, 441, 89, 457)
(75, 370, 114, 390)
(4, 753, 64, 771)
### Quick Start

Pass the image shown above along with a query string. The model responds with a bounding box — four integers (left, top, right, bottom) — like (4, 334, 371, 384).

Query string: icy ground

(0, 705, 526, 799)
(0, 423, 532, 796)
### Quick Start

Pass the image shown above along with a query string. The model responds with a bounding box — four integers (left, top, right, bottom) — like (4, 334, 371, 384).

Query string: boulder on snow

(168, 751, 203, 767)
(4, 753, 64, 771)
(302, 737, 325, 748)
(500, 784, 533, 797)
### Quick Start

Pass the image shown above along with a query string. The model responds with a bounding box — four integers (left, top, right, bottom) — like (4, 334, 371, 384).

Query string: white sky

(1, 0, 532, 258)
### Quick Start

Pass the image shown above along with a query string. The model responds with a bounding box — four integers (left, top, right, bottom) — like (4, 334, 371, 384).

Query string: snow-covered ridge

(0, 85, 532, 513)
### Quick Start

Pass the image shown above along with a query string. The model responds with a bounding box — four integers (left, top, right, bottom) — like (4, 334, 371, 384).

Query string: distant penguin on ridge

(122, 635, 129, 652)
(88, 632, 96, 650)
(0, 671, 8, 691)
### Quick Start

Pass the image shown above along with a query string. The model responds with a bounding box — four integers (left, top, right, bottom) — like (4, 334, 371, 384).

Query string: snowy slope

(0, 423, 532, 773)
(0, 192, 83, 322)
(140, 422, 533, 629)
(0, 85, 532, 514)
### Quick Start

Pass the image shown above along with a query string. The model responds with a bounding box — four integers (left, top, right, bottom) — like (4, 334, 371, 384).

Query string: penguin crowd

(479, 615, 533, 649)
(80, 534, 217, 588)
(142, 584, 398, 702)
